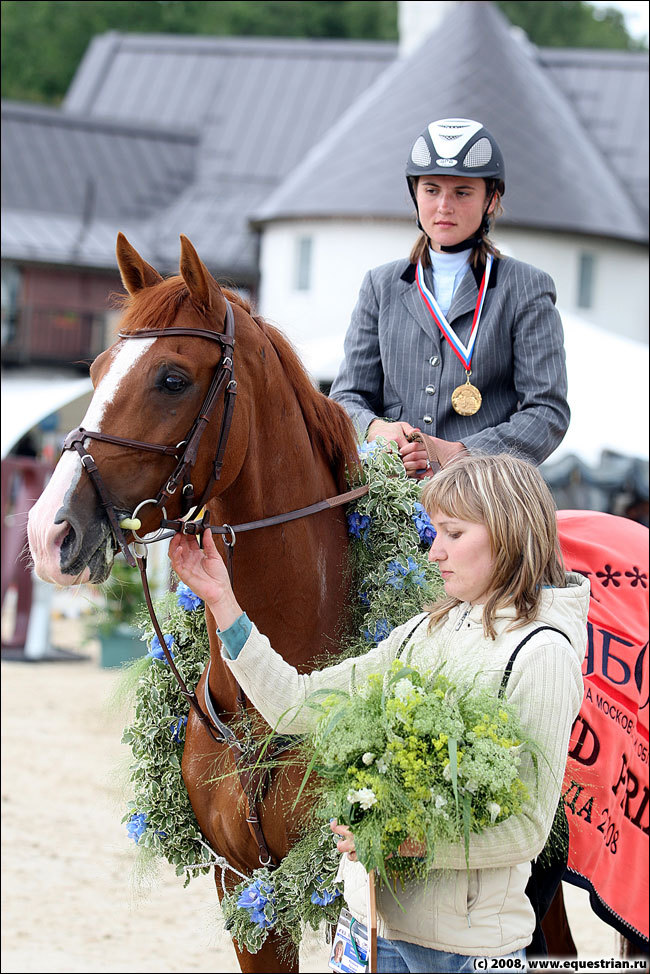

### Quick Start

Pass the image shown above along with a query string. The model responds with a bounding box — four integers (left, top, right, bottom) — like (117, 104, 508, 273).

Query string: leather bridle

(60, 296, 368, 867)
(63, 301, 238, 569)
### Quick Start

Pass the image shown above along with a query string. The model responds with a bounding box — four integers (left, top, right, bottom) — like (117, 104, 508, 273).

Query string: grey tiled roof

(64, 33, 396, 181)
(538, 48, 649, 222)
(253, 2, 647, 243)
(1, 101, 198, 267)
(3, 34, 395, 278)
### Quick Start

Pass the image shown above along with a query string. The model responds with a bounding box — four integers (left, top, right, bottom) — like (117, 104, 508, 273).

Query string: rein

(63, 297, 369, 867)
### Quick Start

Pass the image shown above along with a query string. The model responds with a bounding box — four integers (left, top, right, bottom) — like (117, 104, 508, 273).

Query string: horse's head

(28, 234, 252, 585)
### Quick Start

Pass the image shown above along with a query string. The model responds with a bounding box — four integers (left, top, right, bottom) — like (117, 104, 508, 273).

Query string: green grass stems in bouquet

(299, 658, 534, 888)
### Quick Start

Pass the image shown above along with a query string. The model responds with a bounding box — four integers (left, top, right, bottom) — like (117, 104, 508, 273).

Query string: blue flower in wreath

(126, 812, 148, 844)
(386, 557, 426, 590)
(176, 581, 203, 611)
(347, 511, 371, 541)
(358, 440, 380, 459)
(363, 618, 391, 644)
(412, 502, 436, 545)
(147, 633, 175, 663)
(170, 716, 188, 743)
(358, 587, 371, 607)
(237, 879, 277, 930)
(311, 885, 341, 906)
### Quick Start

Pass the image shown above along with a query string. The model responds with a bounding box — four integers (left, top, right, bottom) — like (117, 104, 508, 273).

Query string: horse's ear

(179, 234, 220, 312)
(116, 233, 163, 294)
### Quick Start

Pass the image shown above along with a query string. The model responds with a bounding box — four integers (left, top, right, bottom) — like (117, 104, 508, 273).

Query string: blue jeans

(376, 937, 527, 973)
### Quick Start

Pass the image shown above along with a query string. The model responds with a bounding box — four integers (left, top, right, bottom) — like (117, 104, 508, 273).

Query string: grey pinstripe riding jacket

(329, 255, 570, 465)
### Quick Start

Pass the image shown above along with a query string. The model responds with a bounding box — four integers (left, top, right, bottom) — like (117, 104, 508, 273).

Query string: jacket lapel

(399, 270, 444, 350)
(446, 268, 480, 325)
(447, 256, 500, 325)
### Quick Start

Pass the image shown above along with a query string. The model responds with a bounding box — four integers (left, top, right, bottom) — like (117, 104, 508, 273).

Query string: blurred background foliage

(1, 0, 646, 105)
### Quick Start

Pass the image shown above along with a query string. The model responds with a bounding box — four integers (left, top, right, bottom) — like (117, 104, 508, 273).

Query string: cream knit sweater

(224, 573, 589, 955)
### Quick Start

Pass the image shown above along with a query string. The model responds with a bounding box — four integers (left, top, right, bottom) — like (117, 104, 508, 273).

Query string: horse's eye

(163, 373, 188, 393)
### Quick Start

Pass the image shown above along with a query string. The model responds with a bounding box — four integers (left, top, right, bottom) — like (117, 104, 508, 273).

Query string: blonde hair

(409, 178, 503, 269)
(421, 454, 565, 639)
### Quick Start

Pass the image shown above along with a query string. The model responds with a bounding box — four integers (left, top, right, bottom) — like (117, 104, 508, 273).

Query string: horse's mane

(115, 277, 360, 491)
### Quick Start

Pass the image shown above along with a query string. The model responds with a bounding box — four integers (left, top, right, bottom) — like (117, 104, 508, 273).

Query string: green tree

(496, 1, 646, 50)
(0, 1, 397, 103)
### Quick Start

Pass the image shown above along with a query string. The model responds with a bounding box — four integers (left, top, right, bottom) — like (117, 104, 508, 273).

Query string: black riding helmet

(406, 118, 505, 252)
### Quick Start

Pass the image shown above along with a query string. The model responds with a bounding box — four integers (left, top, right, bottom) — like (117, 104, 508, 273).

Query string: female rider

(170, 453, 588, 973)
(329, 118, 570, 476)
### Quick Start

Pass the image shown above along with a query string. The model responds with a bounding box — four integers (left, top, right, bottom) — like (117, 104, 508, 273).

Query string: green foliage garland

(120, 440, 444, 942)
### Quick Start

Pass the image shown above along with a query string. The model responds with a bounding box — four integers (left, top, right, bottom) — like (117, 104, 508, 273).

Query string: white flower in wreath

(362, 752, 375, 766)
(347, 788, 378, 811)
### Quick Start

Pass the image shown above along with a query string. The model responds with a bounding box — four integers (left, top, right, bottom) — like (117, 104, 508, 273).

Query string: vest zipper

(454, 606, 471, 631)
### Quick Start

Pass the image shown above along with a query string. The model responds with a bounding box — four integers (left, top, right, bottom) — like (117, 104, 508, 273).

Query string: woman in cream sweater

(170, 454, 588, 973)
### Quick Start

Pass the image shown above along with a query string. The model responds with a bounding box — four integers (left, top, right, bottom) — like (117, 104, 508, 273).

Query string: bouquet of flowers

(300, 658, 533, 884)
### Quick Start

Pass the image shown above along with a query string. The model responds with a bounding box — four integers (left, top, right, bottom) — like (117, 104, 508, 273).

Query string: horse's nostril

(59, 523, 79, 569)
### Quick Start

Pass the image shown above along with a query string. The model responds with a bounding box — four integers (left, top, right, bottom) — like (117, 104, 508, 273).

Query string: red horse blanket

(558, 511, 649, 948)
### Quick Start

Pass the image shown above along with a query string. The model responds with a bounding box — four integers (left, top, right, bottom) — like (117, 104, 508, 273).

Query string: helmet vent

(463, 138, 492, 168)
(411, 136, 431, 167)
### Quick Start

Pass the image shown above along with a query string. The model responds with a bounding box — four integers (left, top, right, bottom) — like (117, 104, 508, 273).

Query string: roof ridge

(85, 30, 397, 57)
(2, 100, 198, 142)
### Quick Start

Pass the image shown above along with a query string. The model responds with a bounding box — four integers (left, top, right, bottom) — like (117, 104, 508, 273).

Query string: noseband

(63, 301, 237, 568)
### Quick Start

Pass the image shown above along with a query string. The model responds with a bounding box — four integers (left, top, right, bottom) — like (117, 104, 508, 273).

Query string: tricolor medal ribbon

(415, 254, 493, 416)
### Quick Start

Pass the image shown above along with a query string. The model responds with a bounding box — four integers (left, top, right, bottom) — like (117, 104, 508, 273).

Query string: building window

(577, 252, 595, 309)
(294, 236, 312, 291)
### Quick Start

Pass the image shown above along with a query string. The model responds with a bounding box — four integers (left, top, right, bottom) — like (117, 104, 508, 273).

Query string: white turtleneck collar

(428, 246, 472, 316)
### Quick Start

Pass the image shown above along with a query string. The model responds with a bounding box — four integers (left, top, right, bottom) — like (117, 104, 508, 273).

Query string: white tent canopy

(1, 371, 92, 458)
(547, 311, 648, 465)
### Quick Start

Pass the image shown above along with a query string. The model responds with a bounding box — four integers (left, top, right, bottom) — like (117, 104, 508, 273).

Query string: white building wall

(258, 220, 417, 381)
(492, 228, 649, 345)
(258, 220, 648, 382)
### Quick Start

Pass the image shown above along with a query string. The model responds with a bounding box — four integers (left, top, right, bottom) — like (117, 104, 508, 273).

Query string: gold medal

(451, 373, 482, 416)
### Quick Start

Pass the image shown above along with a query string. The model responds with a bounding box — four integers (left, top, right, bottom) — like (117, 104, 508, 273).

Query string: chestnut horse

(28, 233, 359, 973)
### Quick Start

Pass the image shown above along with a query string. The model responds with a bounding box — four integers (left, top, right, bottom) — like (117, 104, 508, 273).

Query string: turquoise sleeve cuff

(217, 612, 252, 659)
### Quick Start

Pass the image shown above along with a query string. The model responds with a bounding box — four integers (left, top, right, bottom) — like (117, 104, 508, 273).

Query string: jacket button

(425, 385, 435, 396)
(423, 415, 433, 425)
(429, 356, 440, 367)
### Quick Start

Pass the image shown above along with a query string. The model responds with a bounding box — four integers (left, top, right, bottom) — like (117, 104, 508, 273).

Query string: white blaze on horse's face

(28, 337, 157, 585)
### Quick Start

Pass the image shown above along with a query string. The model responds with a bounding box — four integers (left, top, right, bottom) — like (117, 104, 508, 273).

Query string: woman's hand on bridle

(367, 419, 429, 478)
(169, 529, 243, 631)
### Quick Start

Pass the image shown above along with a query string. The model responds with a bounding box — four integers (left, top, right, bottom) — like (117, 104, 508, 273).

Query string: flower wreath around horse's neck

(117, 439, 443, 945)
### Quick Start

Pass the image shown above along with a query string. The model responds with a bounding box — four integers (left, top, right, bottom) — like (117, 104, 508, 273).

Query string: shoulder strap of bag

(498, 625, 570, 699)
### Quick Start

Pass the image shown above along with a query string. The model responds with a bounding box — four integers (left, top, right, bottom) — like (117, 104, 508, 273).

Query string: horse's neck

(208, 425, 351, 675)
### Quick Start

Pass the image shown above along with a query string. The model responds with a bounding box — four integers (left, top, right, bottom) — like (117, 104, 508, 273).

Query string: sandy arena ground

(1, 599, 624, 973)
